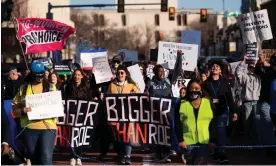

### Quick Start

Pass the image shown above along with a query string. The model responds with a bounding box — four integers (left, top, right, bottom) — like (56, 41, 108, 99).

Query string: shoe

(125, 156, 131, 165)
(164, 157, 171, 163)
(76, 158, 82, 166)
(181, 154, 187, 164)
(212, 153, 220, 161)
(170, 150, 177, 156)
(26, 159, 31, 166)
(219, 155, 229, 164)
(70, 158, 76, 166)
(120, 156, 126, 165)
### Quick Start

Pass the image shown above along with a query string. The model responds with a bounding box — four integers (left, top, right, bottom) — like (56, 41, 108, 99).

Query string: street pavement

(53, 147, 276, 165)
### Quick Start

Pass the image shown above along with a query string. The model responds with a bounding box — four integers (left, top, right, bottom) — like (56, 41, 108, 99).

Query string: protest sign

(56, 99, 100, 148)
(104, 94, 176, 146)
(54, 64, 72, 75)
(118, 49, 138, 62)
(34, 57, 53, 68)
(16, 18, 75, 54)
(245, 42, 258, 63)
(172, 79, 190, 97)
(157, 41, 198, 71)
(75, 41, 93, 63)
(239, 9, 273, 44)
(80, 49, 107, 70)
(181, 30, 201, 57)
(92, 56, 113, 84)
(26, 91, 64, 120)
(127, 64, 146, 92)
(146, 64, 169, 79)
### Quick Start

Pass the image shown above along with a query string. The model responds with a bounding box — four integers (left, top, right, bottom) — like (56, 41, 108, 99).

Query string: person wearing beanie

(12, 61, 57, 165)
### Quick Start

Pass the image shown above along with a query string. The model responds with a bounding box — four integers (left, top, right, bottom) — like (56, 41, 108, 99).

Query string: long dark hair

(186, 78, 211, 102)
(65, 69, 91, 99)
(116, 65, 137, 85)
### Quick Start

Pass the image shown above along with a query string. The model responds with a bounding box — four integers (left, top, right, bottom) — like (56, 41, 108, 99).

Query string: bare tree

(186, 14, 217, 46)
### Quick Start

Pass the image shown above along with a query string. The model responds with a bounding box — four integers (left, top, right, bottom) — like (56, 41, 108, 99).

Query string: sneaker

(26, 159, 31, 166)
(120, 156, 126, 165)
(219, 155, 229, 164)
(125, 156, 131, 165)
(70, 158, 76, 166)
(212, 153, 220, 161)
(164, 157, 171, 163)
(181, 154, 187, 164)
(76, 158, 82, 166)
(170, 150, 177, 156)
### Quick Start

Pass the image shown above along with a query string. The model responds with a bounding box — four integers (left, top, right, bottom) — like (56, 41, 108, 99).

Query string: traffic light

(117, 0, 124, 13)
(200, 9, 207, 23)
(168, 7, 175, 21)
(161, 0, 168, 12)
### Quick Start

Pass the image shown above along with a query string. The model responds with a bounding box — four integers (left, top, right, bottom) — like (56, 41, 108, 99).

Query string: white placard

(75, 41, 93, 63)
(146, 64, 169, 79)
(26, 91, 64, 120)
(118, 49, 138, 62)
(80, 49, 107, 70)
(157, 41, 198, 71)
(92, 56, 113, 84)
(127, 64, 145, 92)
(172, 79, 191, 97)
(239, 9, 273, 44)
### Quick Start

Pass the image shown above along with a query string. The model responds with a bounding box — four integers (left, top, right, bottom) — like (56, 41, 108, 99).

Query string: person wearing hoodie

(235, 56, 261, 145)
(107, 65, 140, 165)
(203, 60, 238, 164)
(255, 53, 276, 157)
(144, 64, 173, 162)
(145, 65, 172, 97)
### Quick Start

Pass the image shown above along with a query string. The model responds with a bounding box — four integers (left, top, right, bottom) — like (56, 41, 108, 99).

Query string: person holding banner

(106, 65, 140, 165)
(145, 64, 174, 162)
(65, 69, 99, 166)
(203, 60, 238, 164)
(177, 79, 216, 164)
(12, 61, 57, 165)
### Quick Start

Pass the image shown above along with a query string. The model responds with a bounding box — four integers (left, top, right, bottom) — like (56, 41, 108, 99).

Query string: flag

(16, 18, 75, 54)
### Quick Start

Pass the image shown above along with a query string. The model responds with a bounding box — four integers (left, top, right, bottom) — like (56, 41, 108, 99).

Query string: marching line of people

(1, 53, 276, 165)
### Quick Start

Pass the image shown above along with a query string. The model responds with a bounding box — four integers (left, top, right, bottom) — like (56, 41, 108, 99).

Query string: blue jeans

(215, 109, 229, 154)
(23, 128, 56, 165)
(122, 145, 132, 157)
(243, 101, 260, 144)
(257, 102, 275, 145)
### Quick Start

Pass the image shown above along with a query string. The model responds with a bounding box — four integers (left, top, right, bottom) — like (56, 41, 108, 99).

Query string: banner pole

(12, 17, 29, 70)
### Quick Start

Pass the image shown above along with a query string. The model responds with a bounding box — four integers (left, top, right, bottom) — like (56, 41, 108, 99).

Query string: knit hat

(112, 55, 122, 63)
(30, 61, 45, 73)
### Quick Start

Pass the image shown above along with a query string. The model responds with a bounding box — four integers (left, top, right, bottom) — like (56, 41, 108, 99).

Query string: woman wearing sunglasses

(106, 65, 140, 165)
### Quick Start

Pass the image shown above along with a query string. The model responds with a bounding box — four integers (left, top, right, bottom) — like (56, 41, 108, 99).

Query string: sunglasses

(117, 71, 125, 75)
(113, 61, 120, 64)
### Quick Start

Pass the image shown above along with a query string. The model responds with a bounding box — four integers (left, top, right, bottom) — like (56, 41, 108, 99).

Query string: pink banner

(16, 18, 75, 54)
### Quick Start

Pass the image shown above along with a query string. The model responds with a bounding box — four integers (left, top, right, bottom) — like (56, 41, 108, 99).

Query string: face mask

(189, 91, 202, 100)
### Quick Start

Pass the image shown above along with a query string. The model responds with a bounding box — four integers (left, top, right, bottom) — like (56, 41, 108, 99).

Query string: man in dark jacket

(203, 60, 238, 164)
(3, 67, 23, 100)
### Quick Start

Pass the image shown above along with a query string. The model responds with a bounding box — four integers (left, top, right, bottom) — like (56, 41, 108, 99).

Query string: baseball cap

(30, 61, 45, 73)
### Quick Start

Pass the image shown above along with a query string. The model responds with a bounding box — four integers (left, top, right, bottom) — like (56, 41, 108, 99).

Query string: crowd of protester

(1, 53, 276, 165)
